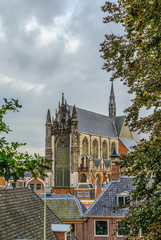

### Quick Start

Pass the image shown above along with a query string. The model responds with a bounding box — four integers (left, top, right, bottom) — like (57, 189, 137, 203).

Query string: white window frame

(85, 191, 89, 197)
(117, 192, 130, 206)
(94, 220, 109, 237)
(117, 220, 127, 237)
(78, 191, 83, 197)
(18, 182, 23, 188)
(29, 183, 34, 191)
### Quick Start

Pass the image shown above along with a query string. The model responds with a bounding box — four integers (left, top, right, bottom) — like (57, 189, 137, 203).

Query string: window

(82, 137, 88, 155)
(80, 173, 87, 182)
(95, 220, 109, 236)
(12, 182, 16, 188)
(102, 141, 108, 159)
(18, 182, 22, 188)
(118, 196, 130, 206)
(92, 139, 98, 158)
(85, 191, 89, 197)
(117, 221, 128, 237)
(111, 142, 116, 154)
(30, 184, 34, 191)
(91, 190, 95, 196)
(56, 136, 70, 187)
(78, 191, 83, 197)
(36, 183, 41, 190)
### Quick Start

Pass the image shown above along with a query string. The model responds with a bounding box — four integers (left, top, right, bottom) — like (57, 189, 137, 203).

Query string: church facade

(45, 83, 134, 188)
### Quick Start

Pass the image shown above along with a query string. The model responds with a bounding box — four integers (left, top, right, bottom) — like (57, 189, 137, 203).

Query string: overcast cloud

(0, 0, 132, 155)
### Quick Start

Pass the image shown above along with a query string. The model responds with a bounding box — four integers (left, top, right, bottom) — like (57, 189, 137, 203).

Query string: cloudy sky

(0, 0, 132, 156)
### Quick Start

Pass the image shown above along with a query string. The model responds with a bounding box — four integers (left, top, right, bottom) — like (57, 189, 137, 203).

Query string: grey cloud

(0, 0, 132, 154)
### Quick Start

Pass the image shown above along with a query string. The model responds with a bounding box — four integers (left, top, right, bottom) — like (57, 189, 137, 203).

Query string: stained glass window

(111, 142, 116, 154)
(102, 141, 108, 159)
(82, 137, 88, 155)
(56, 136, 70, 187)
(93, 139, 98, 158)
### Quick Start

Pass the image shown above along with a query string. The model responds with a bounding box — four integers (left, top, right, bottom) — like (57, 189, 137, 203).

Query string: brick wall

(54, 232, 65, 240)
(85, 217, 126, 240)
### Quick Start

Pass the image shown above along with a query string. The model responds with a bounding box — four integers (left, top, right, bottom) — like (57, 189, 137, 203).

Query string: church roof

(120, 138, 137, 152)
(104, 159, 110, 169)
(68, 105, 116, 138)
(93, 158, 101, 168)
(114, 115, 126, 137)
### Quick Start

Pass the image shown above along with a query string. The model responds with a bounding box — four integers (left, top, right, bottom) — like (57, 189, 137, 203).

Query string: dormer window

(117, 192, 130, 206)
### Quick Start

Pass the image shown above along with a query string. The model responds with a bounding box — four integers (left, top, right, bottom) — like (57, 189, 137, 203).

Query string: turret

(45, 109, 52, 161)
(71, 105, 78, 130)
(109, 81, 116, 117)
(46, 109, 51, 124)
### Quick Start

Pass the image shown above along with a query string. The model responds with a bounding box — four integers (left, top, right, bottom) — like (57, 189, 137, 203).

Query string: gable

(115, 116, 133, 139)
(120, 123, 133, 139)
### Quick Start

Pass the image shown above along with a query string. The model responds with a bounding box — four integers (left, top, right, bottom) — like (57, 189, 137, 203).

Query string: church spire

(46, 109, 51, 123)
(109, 81, 116, 117)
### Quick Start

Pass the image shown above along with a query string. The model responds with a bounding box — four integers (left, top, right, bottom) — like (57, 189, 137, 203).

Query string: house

(8, 175, 46, 194)
(84, 176, 135, 239)
(45, 83, 135, 189)
(74, 183, 95, 200)
(0, 187, 78, 240)
(39, 193, 87, 240)
(26, 177, 45, 194)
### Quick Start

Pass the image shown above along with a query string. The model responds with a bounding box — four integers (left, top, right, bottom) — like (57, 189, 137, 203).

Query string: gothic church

(45, 83, 134, 188)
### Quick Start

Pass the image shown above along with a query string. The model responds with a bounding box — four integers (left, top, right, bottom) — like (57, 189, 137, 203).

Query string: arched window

(79, 173, 87, 182)
(102, 141, 108, 159)
(82, 137, 88, 155)
(111, 142, 116, 155)
(93, 139, 98, 158)
(56, 136, 70, 187)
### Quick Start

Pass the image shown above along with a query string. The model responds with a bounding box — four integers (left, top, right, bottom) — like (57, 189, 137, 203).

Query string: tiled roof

(39, 194, 87, 220)
(85, 176, 133, 216)
(120, 138, 137, 152)
(0, 188, 61, 240)
(68, 105, 116, 138)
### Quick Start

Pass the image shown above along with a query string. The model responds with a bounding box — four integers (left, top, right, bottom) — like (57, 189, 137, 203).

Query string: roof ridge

(68, 104, 111, 119)
(74, 196, 85, 217)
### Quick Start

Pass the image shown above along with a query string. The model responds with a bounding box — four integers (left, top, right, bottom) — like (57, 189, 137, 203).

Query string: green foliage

(101, 0, 161, 239)
(0, 98, 52, 182)
(101, 0, 161, 136)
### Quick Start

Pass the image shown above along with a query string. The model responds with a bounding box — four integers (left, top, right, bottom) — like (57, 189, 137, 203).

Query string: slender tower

(109, 81, 116, 117)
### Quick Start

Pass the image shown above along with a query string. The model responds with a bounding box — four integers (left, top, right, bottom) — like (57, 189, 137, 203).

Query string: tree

(100, 0, 161, 239)
(0, 98, 52, 182)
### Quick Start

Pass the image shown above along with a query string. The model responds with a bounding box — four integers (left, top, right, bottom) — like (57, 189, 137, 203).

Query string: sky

(0, 0, 132, 156)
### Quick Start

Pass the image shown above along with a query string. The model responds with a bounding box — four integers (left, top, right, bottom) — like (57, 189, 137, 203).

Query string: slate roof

(39, 194, 87, 220)
(68, 105, 116, 138)
(93, 158, 101, 168)
(0, 188, 60, 240)
(104, 159, 110, 169)
(120, 138, 137, 152)
(85, 176, 133, 217)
